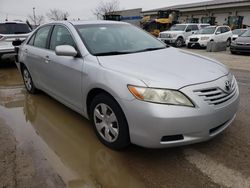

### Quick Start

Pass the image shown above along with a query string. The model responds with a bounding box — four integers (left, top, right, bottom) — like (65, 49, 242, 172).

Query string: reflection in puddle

(0, 88, 146, 188)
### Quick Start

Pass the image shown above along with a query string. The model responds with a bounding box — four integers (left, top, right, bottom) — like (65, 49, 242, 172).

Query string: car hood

(189, 34, 212, 38)
(97, 48, 229, 89)
(160, 31, 184, 35)
(236, 36, 250, 43)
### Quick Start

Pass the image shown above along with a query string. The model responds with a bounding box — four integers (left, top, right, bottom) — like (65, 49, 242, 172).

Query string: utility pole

(33, 7, 36, 26)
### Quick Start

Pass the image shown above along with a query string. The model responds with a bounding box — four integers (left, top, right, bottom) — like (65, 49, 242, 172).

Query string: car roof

(58, 20, 129, 26)
(0, 21, 27, 24)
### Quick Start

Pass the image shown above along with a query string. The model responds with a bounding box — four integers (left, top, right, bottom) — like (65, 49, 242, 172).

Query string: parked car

(15, 21, 239, 149)
(0, 21, 31, 62)
(158, 23, 210, 47)
(186, 26, 232, 48)
(230, 29, 250, 54)
(232, 29, 247, 41)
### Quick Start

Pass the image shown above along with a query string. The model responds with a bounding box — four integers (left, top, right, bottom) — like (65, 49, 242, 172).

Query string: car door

(220, 27, 227, 41)
(214, 27, 222, 42)
(184, 25, 193, 40)
(23, 25, 53, 89)
(43, 24, 84, 111)
(223, 27, 232, 41)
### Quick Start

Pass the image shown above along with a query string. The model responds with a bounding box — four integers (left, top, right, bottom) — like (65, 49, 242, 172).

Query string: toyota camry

(15, 21, 239, 149)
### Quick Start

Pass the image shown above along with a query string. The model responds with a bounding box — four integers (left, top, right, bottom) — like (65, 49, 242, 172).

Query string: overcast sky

(0, 0, 209, 22)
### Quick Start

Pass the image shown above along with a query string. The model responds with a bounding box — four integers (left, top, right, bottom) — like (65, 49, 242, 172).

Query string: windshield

(241, 29, 250, 37)
(170, 25, 186, 31)
(0, 23, 31, 34)
(233, 29, 246, 35)
(76, 24, 166, 56)
(197, 27, 216, 34)
(199, 25, 210, 29)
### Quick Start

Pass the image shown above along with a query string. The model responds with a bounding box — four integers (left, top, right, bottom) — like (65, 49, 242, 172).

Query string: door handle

(44, 56, 50, 64)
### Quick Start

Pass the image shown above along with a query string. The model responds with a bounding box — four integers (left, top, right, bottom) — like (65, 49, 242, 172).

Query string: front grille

(190, 38, 199, 42)
(160, 33, 170, 38)
(194, 78, 237, 106)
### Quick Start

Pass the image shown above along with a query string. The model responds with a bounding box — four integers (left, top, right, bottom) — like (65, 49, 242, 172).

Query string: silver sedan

(16, 21, 239, 149)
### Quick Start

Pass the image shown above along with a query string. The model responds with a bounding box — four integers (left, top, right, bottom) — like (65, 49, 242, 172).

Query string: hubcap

(94, 103, 119, 143)
(23, 69, 32, 91)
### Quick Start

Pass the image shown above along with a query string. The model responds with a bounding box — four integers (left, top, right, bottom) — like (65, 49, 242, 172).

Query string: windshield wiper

(94, 51, 132, 56)
(94, 47, 167, 56)
(134, 47, 167, 53)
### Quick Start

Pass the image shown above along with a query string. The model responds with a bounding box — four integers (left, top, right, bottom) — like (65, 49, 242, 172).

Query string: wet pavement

(0, 58, 250, 188)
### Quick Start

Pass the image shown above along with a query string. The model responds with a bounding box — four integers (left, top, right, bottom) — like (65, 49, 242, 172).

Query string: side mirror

(186, 28, 192, 32)
(12, 40, 23, 46)
(55, 45, 77, 57)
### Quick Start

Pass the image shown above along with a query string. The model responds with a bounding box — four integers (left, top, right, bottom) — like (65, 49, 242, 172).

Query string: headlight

(128, 85, 194, 107)
(200, 37, 210, 40)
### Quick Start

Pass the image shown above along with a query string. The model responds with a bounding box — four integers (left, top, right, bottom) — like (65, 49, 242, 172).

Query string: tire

(227, 38, 231, 47)
(175, 37, 184, 48)
(187, 43, 192, 48)
(90, 93, 130, 150)
(21, 66, 38, 94)
(231, 50, 237, 55)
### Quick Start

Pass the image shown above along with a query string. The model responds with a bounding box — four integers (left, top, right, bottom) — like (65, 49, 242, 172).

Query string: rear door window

(33, 26, 52, 49)
(191, 25, 199, 31)
(0, 23, 31, 34)
(221, 27, 230, 33)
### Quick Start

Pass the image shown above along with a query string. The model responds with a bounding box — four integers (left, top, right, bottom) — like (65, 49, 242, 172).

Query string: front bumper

(119, 76, 239, 148)
(187, 40, 209, 48)
(230, 44, 250, 53)
(159, 38, 177, 44)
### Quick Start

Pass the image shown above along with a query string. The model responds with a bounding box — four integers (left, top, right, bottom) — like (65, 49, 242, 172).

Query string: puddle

(0, 64, 23, 87)
(0, 87, 146, 188)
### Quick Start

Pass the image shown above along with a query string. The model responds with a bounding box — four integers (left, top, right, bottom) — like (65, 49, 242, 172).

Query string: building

(108, 8, 142, 26)
(142, 0, 250, 27)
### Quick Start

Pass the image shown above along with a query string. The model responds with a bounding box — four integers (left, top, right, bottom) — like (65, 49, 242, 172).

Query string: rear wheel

(90, 93, 130, 150)
(22, 66, 38, 94)
(175, 37, 184, 47)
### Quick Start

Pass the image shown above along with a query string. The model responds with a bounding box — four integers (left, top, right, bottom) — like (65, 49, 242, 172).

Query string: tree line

(27, 0, 120, 26)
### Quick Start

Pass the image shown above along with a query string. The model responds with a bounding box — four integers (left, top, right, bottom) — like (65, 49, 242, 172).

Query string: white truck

(186, 26, 233, 48)
(158, 23, 209, 47)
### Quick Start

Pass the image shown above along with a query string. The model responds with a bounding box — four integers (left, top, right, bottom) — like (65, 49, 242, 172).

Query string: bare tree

(27, 14, 45, 26)
(93, 0, 120, 19)
(46, 9, 69, 21)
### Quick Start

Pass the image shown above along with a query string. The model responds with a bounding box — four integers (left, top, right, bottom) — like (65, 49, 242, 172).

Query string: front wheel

(175, 37, 184, 48)
(90, 93, 130, 150)
(22, 66, 38, 94)
(227, 38, 231, 47)
(231, 50, 237, 55)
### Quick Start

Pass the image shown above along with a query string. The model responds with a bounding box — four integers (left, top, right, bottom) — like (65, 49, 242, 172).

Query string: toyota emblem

(225, 80, 232, 92)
